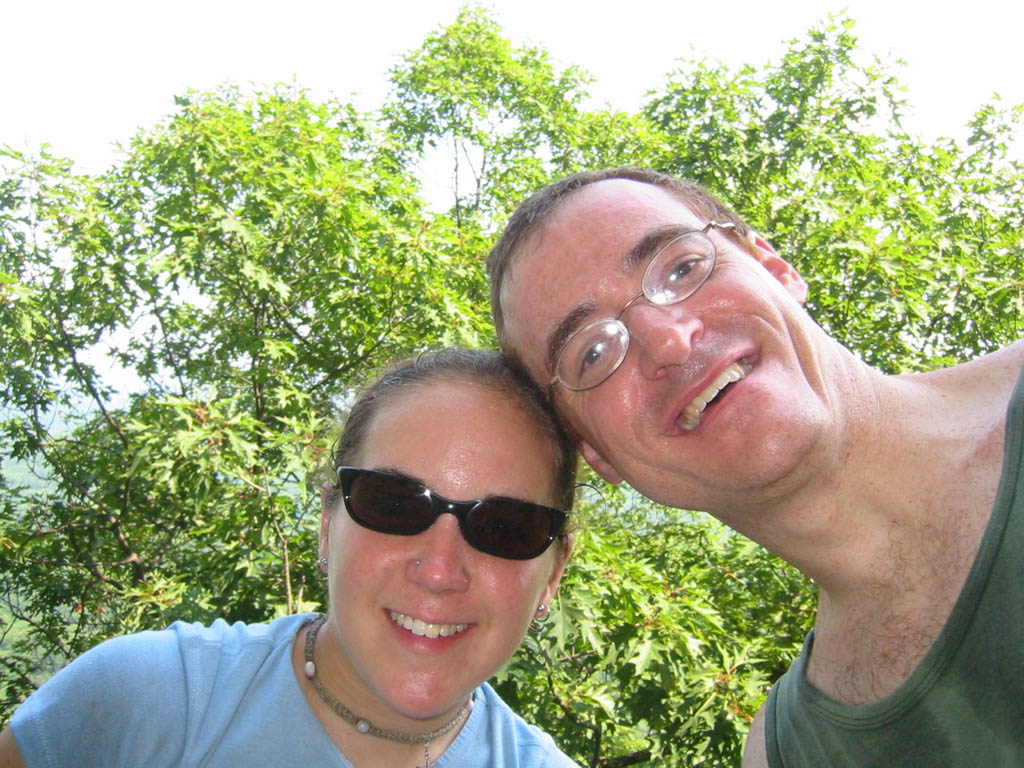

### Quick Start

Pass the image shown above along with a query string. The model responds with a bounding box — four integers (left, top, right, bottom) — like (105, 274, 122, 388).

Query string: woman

(0, 349, 579, 767)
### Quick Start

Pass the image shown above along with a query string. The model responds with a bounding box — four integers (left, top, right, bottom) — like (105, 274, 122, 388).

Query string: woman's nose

(407, 513, 470, 593)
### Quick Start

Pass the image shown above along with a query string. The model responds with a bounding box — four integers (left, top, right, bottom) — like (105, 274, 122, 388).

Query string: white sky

(2, 0, 1022, 175)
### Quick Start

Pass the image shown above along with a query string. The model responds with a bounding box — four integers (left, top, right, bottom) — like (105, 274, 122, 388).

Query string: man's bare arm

(743, 704, 769, 768)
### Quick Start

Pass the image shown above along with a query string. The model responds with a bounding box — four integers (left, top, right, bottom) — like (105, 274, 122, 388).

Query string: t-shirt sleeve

(10, 629, 188, 768)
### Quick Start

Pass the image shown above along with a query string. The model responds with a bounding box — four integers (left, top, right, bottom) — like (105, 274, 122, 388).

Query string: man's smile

(677, 359, 754, 431)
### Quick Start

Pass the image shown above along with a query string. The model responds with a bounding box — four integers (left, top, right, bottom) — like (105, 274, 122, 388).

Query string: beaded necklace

(303, 614, 473, 767)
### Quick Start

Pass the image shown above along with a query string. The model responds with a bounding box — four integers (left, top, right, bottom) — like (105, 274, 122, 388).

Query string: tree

(384, 5, 599, 220)
(0, 84, 489, 714)
(2, 8, 1021, 767)
(643, 16, 1023, 370)
(495, 490, 813, 767)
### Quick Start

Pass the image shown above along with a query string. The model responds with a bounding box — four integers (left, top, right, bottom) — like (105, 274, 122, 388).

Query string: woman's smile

(388, 609, 470, 639)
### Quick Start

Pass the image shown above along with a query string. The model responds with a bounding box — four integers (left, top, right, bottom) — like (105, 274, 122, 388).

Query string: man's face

(500, 179, 836, 523)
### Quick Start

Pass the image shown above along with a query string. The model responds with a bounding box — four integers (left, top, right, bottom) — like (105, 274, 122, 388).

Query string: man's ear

(747, 232, 808, 304)
(580, 440, 624, 485)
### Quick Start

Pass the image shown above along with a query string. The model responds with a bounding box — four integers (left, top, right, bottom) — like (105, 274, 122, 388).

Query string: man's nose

(624, 302, 703, 379)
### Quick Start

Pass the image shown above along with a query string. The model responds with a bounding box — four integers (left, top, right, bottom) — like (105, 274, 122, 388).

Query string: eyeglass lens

(555, 229, 717, 390)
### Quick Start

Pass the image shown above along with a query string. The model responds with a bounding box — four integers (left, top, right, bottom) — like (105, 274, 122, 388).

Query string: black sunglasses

(337, 466, 568, 560)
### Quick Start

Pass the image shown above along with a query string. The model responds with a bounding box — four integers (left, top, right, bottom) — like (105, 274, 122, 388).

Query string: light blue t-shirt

(11, 613, 579, 767)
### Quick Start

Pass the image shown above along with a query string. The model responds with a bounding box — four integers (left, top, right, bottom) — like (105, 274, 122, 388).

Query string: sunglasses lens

(346, 470, 433, 535)
(340, 467, 566, 559)
(464, 499, 561, 559)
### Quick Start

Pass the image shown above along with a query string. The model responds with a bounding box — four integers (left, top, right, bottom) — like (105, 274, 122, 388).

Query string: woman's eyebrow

(373, 465, 423, 485)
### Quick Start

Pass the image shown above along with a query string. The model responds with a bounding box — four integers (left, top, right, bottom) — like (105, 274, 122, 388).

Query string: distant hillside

(2, 459, 47, 494)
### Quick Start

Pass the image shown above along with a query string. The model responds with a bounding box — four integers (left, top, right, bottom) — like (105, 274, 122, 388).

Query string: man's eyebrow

(622, 224, 691, 272)
(545, 300, 596, 378)
(542, 225, 692, 377)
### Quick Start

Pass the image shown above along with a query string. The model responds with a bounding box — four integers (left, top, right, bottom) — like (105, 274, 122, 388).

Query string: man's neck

(767, 342, 1023, 703)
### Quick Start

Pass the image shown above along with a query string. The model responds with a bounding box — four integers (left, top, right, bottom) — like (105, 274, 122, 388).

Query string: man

(487, 166, 1024, 766)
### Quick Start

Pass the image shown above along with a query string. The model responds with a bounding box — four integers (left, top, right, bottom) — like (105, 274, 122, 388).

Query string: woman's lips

(389, 610, 469, 639)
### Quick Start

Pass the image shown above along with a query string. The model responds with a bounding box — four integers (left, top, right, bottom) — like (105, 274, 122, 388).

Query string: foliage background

(1, 7, 1021, 766)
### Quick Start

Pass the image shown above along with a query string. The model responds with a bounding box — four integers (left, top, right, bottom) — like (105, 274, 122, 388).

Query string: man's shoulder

(742, 703, 769, 768)
(919, 340, 1024, 393)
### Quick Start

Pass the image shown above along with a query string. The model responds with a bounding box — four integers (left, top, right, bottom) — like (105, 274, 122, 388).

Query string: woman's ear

(319, 486, 333, 558)
(542, 533, 575, 606)
(747, 232, 808, 303)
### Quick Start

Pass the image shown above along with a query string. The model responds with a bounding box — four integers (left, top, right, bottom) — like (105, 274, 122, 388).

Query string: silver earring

(530, 604, 549, 633)
(318, 556, 328, 571)
(415, 560, 421, 566)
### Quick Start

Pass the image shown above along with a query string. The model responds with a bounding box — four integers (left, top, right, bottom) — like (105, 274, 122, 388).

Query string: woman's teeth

(680, 360, 754, 431)
(389, 610, 468, 638)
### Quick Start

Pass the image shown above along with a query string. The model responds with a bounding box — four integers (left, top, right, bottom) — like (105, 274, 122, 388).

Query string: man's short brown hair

(487, 166, 751, 347)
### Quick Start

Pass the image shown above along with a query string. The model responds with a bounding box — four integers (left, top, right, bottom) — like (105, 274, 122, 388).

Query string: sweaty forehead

(500, 180, 702, 377)
(545, 179, 700, 239)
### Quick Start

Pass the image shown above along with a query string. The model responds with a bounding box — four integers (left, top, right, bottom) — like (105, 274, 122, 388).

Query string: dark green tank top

(765, 364, 1024, 767)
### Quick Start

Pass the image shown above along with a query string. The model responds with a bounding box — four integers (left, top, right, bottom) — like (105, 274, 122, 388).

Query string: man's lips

(389, 610, 469, 639)
(676, 359, 754, 431)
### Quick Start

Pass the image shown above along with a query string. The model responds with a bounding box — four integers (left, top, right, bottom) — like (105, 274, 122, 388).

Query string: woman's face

(318, 379, 571, 723)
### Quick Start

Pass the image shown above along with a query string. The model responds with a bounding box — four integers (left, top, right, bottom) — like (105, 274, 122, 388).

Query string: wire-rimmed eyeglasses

(549, 221, 735, 392)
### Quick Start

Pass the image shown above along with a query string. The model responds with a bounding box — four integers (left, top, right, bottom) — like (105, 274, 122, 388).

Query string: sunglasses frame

(336, 466, 568, 560)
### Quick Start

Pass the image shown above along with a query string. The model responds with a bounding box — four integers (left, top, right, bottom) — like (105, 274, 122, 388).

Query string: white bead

(356, 719, 371, 734)
(304, 660, 316, 679)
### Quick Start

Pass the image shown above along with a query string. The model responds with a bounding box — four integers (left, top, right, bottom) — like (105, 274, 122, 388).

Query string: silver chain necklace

(303, 614, 473, 768)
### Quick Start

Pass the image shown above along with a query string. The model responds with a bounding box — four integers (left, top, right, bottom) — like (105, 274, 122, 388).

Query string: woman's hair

(323, 348, 578, 517)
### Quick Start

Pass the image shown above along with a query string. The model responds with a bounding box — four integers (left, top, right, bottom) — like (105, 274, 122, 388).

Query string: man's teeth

(681, 361, 754, 431)
(389, 610, 468, 639)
